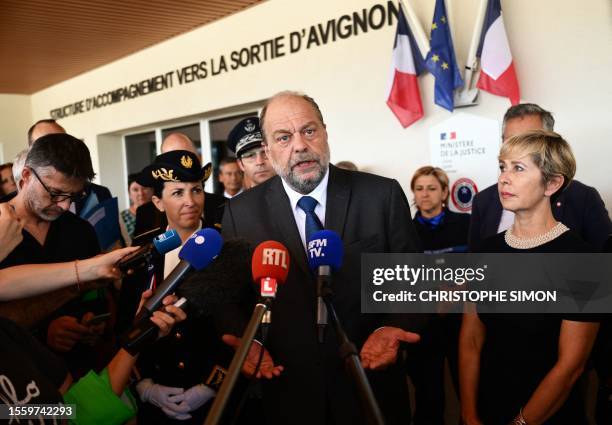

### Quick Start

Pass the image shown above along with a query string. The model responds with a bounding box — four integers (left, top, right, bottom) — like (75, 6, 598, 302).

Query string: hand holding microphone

(221, 335, 283, 379)
(221, 240, 290, 379)
(116, 229, 182, 273)
(121, 228, 222, 354)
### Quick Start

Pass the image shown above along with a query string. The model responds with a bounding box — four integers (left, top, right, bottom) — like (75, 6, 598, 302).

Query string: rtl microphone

(136, 228, 223, 320)
(117, 229, 182, 272)
(307, 230, 343, 343)
(203, 241, 290, 425)
(251, 241, 290, 335)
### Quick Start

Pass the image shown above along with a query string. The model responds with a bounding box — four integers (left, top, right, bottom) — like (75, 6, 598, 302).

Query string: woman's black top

(413, 208, 470, 254)
(476, 230, 598, 425)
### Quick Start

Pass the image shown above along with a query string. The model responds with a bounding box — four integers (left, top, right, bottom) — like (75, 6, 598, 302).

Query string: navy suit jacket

(469, 180, 611, 251)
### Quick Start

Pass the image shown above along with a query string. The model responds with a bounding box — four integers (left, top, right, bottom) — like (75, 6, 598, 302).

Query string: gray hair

(12, 149, 29, 190)
(502, 103, 555, 137)
(259, 91, 326, 142)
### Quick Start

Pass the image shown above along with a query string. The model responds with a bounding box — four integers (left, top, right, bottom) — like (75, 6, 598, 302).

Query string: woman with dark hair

(0, 162, 17, 196)
(121, 173, 153, 241)
(129, 150, 231, 424)
(460, 131, 600, 425)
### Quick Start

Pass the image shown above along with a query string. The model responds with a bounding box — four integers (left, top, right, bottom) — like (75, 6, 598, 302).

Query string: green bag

(63, 368, 137, 425)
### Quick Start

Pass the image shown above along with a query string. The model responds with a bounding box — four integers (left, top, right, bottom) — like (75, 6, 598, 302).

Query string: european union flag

(425, 0, 464, 111)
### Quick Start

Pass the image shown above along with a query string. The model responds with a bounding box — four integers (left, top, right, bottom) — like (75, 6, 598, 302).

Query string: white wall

(0, 94, 32, 163)
(18, 0, 612, 211)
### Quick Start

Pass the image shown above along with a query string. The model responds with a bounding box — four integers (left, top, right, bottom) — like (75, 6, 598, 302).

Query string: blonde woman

(459, 131, 600, 425)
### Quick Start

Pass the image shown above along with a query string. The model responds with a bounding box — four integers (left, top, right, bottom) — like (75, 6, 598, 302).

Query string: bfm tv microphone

(307, 230, 343, 343)
(251, 241, 290, 333)
(117, 229, 182, 272)
(136, 228, 223, 320)
(122, 228, 223, 354)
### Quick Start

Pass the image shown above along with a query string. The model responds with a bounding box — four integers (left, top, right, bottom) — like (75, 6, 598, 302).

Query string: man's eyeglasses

(240, 148, 267, 164)
(29, 167, 86, 203)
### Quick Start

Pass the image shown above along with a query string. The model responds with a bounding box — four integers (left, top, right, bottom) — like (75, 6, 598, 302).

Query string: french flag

(476, 0, 520, 105)
(387, 3, 426, 128)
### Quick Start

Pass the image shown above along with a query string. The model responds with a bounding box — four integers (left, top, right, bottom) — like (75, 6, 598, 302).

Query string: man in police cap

(227, 117, 275, 189)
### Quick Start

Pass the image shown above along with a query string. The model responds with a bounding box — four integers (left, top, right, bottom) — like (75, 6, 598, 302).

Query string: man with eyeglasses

(227, 117, 275, 189)
(0, 133, 108, 379)
(25, 118, 114, 217)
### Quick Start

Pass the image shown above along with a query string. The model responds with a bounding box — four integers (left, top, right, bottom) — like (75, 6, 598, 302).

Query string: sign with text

(361, 253, 612, 314)
(429, 113, 500, 212)
(50, 1, 400, 119)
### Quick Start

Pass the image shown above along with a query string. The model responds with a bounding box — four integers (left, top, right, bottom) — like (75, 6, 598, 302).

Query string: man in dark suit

(469, 103, 611, 251)
(221, 91, 423, 425)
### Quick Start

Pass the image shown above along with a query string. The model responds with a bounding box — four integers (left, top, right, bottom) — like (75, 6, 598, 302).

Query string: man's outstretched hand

(222, 334, 284, 379)
(360, 327, 420, 370)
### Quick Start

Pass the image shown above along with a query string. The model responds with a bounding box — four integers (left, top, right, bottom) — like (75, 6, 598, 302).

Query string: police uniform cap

(137, 150, 212, 189)
(227, 117, 263, 158)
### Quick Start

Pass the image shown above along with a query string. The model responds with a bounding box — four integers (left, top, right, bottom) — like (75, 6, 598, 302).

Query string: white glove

(136, 378, 192, 420)
(176, 384, 216, 412)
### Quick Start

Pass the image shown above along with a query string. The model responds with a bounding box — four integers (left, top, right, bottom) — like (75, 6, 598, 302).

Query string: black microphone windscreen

(177, 238, 252, 318)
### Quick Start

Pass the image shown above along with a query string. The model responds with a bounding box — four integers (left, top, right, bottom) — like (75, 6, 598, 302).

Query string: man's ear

(21, 167, 31, 181)
(237, 159, 246, 173)
(151, 195, 165, 212)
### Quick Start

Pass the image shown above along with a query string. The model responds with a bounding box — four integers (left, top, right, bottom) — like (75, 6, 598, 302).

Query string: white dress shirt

(224, 188, 244, 199)
(163, 221, 203, 279)
(280, 167, 329, 251)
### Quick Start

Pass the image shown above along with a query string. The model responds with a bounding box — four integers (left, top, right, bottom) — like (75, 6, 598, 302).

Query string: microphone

(251, 241, 290, 336)
(203, 243, 290, 425)
(117, 229, 182, 272)
(122, 228, 223, 354)
(176, 238, 254, 318)
(307, 230, 343, 343)
(136, 228, 223, 320)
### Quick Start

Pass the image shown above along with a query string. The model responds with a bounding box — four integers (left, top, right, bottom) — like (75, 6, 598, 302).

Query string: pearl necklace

(505, 222, 569, 249)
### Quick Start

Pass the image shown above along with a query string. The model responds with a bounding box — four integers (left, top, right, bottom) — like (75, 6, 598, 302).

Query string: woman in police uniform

(133, 150, 232, 424)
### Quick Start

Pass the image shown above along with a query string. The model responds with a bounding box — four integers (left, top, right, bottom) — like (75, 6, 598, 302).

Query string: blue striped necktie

(297, 196, 323, 242)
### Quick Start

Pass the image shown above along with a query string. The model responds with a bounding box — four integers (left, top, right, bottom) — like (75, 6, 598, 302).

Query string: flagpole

(399, 0, 430, 59)
(455, 0, 488, 106)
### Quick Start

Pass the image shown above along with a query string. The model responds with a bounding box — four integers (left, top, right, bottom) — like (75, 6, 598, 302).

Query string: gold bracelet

(74, 260, 81, 291)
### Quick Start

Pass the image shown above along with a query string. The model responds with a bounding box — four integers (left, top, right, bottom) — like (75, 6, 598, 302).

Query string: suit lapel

(324, 165, 351, 240)
(265, 177, 309, 275)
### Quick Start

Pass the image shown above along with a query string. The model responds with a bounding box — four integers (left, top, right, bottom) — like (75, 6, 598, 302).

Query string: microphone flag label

(262, 248, 288, 269)
(307, 238, 327, 258)
(261, 277, 278, 298)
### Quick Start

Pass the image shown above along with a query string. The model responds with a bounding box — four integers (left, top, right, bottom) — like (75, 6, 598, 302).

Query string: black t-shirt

(476, 229, 599, 425)
(0, 209, 103, 378)
(0, 210, 100, 268)
(0, 317, 67, 423)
